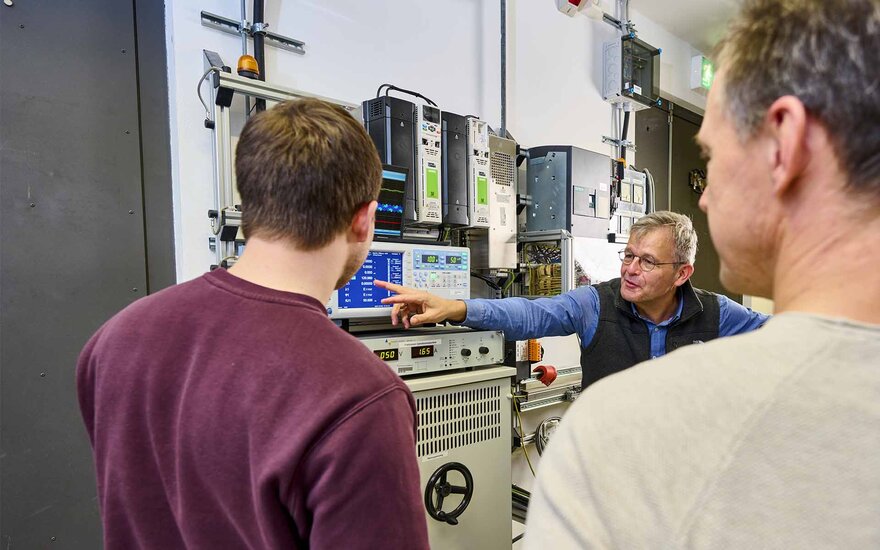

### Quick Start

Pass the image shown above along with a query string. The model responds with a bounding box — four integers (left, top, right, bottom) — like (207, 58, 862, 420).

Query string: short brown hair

(631, 211, 698, 265)
(235, 98, 382, 249)
(715, 0, 880, 195)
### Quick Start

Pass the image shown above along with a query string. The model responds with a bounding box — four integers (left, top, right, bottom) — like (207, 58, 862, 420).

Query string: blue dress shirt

(464, 283, 768, 357)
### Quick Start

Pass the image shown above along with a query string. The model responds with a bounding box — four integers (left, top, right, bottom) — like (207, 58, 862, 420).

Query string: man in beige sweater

(525, 0, 880, 547)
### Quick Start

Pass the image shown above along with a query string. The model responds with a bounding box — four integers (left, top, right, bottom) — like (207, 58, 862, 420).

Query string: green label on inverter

(477, 176, 489, 205)
(426, 168, 439, 199)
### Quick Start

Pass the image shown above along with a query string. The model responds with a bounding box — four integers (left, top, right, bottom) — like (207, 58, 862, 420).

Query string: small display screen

(422, 105, 441, 123)
(374, 348, 399, 361)
(426, 167, 439, 199)
(633, 184, 644, 205)
(411, 345, 435, 358)
(477, 175, 489, 205)
(337, 251, 404, 309)
(375, 166, 407, 239)
(413, 249, 468, 271)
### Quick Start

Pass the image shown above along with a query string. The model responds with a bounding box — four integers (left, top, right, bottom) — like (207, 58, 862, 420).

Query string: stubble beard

(334, 246, 368, 290)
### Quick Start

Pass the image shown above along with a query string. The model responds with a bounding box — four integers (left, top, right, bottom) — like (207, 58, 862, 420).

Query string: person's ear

(673, 263, 694, 288)
(764, 95, 809, 196)
(350, 200, 378, 242)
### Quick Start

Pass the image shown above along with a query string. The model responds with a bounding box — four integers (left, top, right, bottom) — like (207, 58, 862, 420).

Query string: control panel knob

(461, 348, 472, 357)
(478, 346, 490, 355)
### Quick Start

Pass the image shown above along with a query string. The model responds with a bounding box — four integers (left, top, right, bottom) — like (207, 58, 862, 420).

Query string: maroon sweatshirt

(77, 268, 429, 549)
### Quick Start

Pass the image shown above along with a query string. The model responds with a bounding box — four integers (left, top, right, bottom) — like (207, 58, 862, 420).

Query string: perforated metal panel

(416, 385, 503, 458)
(490, 150, 515, 187)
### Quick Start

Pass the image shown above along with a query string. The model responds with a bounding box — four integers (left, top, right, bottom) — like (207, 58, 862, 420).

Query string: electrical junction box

(441, 111, 469, 227)
(614, 168, 647, 236)
(466, 117, 491, 228)
(414, 104, 443, 226)
(526, 145, 612, 239)
(363, 96, 418, 225)
(603, 34, 662, 111)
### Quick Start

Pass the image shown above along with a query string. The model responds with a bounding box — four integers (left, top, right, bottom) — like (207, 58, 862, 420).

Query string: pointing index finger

(381, 294, 424, 305)
(374, 279, 409, 294)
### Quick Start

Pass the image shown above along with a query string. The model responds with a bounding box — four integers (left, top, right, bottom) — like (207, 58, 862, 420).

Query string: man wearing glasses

(375, 210, 767, 387)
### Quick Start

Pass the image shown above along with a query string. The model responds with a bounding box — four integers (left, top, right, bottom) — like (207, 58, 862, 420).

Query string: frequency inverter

(441, 111, 469, 227)
(414, 104, 443, 226)
(466, 118, 490, 228)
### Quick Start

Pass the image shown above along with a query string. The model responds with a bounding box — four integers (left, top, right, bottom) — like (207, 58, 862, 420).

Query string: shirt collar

(630, 288, 684, 327)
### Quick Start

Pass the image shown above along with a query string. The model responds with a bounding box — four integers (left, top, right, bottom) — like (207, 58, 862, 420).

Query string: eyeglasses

(618, 250, 682, 272)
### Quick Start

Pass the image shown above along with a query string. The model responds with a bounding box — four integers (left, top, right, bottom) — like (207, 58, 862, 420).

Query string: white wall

(507, 1, 619, 153)
(167, 0, 709, 281)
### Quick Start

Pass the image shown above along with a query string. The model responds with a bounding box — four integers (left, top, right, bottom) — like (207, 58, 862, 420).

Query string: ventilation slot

(491, 151, 515, 186)
(368, 99, 384, 120)
(415, 384, 503, 457)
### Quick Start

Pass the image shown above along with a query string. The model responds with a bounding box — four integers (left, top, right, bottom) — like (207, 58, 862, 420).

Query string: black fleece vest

(579, 278, 720, 389)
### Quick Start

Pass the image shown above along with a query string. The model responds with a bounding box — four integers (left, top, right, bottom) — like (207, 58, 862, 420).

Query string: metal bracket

(517, 387, 581, 411)
(209, 208, 242, 242)
(515, 365, 582, 411)
(602, 135, 637, 152)
(201, 11, 306, 55)
(211, 69, 359, 111)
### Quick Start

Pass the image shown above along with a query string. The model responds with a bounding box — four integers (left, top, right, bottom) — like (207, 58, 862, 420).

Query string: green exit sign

(701, 57, 715, 89)
(691, 55, 715, 91)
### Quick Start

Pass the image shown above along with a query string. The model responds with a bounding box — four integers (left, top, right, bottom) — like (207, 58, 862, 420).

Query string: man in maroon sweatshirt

(76, 98, 430, 549)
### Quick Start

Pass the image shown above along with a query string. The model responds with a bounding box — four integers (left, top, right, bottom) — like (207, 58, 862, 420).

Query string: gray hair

(715, 0, 880, 195)
(630, 211, 698, 265)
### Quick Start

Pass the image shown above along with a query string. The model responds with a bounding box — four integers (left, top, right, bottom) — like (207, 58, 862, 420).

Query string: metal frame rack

(201, 50, 359, 267)
(517, 229, 575, 297)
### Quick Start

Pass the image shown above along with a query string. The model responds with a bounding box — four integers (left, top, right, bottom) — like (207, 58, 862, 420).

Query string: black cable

(252, 0, 267, 112)
(436, 226, 453, 243)
(500, 0, 507, 136)
(376, 83, 438, 107)
(470, 272, 501, 291)
(512, 533, 525, 544)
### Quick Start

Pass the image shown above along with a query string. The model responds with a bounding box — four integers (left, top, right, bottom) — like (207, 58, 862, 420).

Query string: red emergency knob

(533, 365, 558, 386)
